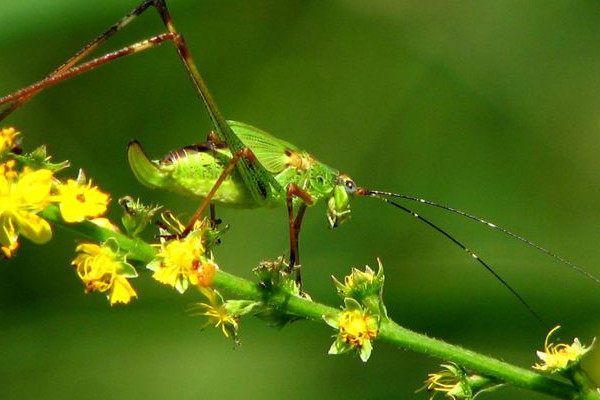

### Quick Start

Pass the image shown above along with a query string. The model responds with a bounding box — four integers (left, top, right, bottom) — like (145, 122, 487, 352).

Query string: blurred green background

(1, 1, 600, 398)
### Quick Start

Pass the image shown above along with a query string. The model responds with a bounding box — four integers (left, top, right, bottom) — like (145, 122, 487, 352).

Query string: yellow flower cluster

(72, 242, 138, 305)
(1, 127, 226, 310)
(0, 144, 111, 258)
(0, 127, 129, 303)
(148, 214, 217, 293)
(0, 161, 53, 257)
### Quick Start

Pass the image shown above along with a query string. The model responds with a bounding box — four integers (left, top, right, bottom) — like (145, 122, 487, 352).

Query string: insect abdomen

(128, 140, 259, 208)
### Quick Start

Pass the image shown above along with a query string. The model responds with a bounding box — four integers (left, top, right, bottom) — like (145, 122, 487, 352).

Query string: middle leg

(286, 184, 313, 285)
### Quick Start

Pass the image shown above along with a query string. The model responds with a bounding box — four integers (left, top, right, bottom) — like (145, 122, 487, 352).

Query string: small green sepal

(331, 259, 387, 318)
(117, 260, 139, 279)
(224, 299, 263, 317)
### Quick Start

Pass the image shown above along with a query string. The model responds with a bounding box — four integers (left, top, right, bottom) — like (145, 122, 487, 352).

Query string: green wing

(229, 120, 299, 174)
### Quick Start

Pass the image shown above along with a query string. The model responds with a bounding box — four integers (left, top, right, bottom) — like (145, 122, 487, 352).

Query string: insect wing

(229, 121, 299, 174)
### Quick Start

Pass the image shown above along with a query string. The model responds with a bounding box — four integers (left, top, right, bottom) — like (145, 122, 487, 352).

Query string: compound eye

(345, 179, 357, 194)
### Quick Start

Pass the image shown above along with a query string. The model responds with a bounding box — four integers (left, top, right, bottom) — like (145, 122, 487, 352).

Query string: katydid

(1, 0, 599, 323)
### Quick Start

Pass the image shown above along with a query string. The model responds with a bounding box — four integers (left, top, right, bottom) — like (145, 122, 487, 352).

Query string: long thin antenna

(367, 192, 547, 326)
(368, 189, 600, 285)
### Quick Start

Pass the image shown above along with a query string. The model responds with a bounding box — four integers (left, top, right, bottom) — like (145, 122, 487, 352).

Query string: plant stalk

(43, 207, 597, 400)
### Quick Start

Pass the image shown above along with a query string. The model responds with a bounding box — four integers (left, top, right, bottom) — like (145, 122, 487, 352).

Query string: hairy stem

(213, 270, 580, 399)
(44, 206, 596, 400)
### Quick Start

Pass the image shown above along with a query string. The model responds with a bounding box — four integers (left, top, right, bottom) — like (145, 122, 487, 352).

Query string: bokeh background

(1, 1, 600, 398)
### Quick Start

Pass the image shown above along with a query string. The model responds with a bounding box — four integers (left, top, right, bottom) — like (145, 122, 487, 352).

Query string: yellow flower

(421, 363, 499, 399)
(0, 162, 53, 257)
(0, 127, 20, 155)
(533, 325, 595, 372)
(148, 214, 217, 293)
(423, 363, 467, 400)
(72, 241, 138, 305)
(189, 287, 239, 340)
(337, 307, 378, 349)
(55, 170, 109, 223)
(324, 298, 378, 362)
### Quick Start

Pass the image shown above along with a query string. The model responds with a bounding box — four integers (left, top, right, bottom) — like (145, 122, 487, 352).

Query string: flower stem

(212, 270, 582, 399)
(44, 210, 597, 400)
(41, 205, 156, 261)
(566, 367, 600, 398)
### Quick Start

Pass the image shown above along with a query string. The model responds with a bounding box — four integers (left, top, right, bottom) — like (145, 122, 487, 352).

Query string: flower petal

(15, 211, 52, 244)
(17, 169, 53, 206)
(109, 276, 137, 305)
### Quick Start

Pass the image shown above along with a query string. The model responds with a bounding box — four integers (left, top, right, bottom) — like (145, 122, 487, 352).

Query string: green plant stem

(41, 205, 156, 261)
(567, 368, 600, 398)
(213, 270, 581, 400)
(45, 209, 598, 400)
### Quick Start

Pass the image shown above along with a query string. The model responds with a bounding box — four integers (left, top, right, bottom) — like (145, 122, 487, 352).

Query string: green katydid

(1, 0, 599, 323)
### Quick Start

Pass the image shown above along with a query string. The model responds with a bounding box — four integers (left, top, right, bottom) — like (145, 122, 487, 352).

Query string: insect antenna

(367, 189, 600, 286)
(364, 191, 547, 326)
